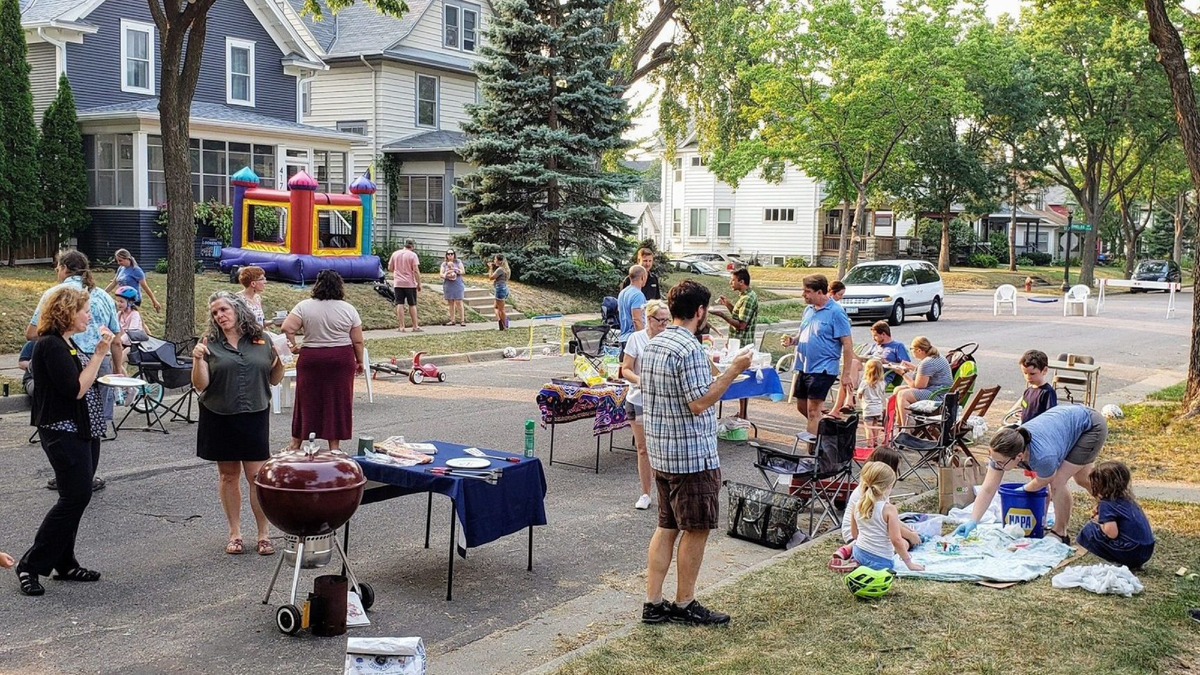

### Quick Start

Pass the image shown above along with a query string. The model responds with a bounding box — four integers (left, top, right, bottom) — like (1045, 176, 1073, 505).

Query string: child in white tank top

(851, 462, 925, 572)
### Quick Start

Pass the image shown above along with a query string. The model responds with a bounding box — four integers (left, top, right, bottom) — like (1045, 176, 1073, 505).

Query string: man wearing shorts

(389, 239, 421, 332)
(782, 274, 853, 438)
(640, 280, 751, 626)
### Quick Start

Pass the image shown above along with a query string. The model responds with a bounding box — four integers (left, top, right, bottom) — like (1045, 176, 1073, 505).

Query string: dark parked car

(1130, 259, 1182, 291)
(668, 259, 732, 277)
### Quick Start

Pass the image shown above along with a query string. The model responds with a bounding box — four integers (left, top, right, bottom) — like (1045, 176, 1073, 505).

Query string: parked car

(668, 259, 732, 277)
(838, 260, 944, 325)
(682, 252, 744, 270)
(1130, 259, 1181, 291)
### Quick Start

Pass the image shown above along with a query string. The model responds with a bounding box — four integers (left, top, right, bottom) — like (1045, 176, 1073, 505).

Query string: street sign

(1068, 223, 1092, 232)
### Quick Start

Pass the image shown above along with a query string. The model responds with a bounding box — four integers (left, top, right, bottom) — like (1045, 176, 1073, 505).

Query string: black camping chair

(119, 335, 199, 433)
(892, 395, 959, 490)
(568, 324, 611, 372)
(751, 414, 859, 537)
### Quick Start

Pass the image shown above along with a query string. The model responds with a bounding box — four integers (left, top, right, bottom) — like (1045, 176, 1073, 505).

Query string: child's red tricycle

(408, 351, 446, 384)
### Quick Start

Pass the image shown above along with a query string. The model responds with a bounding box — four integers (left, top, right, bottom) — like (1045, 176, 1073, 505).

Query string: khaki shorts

(1064, 409, 1107, 465)
(654, 468, 722, 531)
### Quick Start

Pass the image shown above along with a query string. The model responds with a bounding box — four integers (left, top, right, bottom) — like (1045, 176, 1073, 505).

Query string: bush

(988, 232, 1010, 265)
(784, 256, 809, 268)
(155, 258, 168, 274)
(1016, 256, 1035, 267)
(415, 249, 442, 274)
(518, 255, 622, 301)
(1023, 250, 1052, 266)
(967, 253, 999, 268)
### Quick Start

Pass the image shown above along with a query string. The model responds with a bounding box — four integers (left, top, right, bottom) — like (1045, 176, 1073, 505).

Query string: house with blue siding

(20, 0, 362, 263)
(281, 0, 491, 251)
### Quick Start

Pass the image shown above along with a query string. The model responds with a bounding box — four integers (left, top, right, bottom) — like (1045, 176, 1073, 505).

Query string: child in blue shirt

(1077, 461, 1155, 569)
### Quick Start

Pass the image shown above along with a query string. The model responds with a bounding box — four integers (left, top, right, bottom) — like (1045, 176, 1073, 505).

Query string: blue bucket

(998, 482, 1049, 538)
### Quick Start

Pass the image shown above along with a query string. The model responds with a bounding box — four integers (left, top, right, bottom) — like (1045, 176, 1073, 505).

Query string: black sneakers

(669, 599, 731, 626)
(641, 600, 671, 624)
(1189, 608, 1200, 624)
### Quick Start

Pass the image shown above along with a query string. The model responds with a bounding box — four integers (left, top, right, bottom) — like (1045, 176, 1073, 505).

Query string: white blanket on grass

(891, 525, 1075, 583)
(1052, 564, 1144, 597)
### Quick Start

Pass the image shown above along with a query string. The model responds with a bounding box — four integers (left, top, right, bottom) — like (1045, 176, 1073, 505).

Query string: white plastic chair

(1063, 284, 1090, 317)
(993, 284, 1017, 316)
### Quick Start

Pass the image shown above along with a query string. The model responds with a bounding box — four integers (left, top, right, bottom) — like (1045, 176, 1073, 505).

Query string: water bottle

(524, 419, 536, 458)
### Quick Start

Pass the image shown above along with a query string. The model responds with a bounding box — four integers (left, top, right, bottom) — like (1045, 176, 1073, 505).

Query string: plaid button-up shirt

(641, 325, 718, 474)
(730, 288, 759, 345)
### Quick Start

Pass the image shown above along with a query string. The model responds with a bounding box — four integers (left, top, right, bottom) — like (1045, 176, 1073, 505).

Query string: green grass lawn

(555, 497, 1200, 675)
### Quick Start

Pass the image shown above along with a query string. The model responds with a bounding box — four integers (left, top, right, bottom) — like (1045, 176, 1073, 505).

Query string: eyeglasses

(650, 315, 670, 325)
(992, 455, 1017, 470)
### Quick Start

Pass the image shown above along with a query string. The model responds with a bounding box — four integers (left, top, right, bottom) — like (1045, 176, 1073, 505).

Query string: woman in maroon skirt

(280, 270, 364, 451)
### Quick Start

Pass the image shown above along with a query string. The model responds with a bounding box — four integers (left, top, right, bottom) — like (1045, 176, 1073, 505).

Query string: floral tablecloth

(536, 381, 629, 436)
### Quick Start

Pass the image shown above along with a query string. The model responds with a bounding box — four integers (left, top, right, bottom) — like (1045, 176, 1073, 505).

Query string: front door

(281, 147, 311, 185)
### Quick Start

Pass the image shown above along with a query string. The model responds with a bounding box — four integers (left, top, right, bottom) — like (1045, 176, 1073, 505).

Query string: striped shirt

(641, 325, 718, 474)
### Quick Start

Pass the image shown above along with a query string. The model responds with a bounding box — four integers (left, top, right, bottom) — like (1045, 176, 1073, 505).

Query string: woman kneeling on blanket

(848, 461, 924, 572)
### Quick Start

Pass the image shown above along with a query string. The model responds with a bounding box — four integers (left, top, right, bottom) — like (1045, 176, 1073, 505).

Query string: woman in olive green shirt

(191, 291, 284, 556)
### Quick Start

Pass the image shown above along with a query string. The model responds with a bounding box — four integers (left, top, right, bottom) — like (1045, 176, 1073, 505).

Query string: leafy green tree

(39, 74, 88, 245)
(456, 0, 637, 256)
(0, 0, 41, 265)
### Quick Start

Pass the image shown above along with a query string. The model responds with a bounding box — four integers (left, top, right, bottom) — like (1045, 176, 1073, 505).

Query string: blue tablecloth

(356, 441, 548, 550)
(720, 368, 785, 402)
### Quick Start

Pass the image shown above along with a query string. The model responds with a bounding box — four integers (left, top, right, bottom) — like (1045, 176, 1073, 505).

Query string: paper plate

(97, 375, 148, 388)
(732, 373, 749, 384)
(445, 457, 490, 469)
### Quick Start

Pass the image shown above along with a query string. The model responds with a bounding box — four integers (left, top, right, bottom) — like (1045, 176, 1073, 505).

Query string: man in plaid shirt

(640, 279, 751, 626)
(715, 268, 758, 345)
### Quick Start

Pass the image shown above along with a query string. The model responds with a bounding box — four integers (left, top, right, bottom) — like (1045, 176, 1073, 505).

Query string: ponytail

(990, 426, 1029, 458)
(856, 461, 897, 521)
(57, 250, 95, 291)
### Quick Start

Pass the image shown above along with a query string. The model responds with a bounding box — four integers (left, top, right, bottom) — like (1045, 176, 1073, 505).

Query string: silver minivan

(837, 260, 944, 325)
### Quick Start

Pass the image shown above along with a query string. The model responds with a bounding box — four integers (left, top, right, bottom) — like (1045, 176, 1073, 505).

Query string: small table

(718, 368, 786, 437)
(1049, 360, 1100, 408)
(351, 441, 548, 601)
(536, 381, 630, 473)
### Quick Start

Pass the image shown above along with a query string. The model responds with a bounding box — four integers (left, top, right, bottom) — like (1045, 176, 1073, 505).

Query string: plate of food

(97, 375, 147, 388)
(445, 457, 490, 469)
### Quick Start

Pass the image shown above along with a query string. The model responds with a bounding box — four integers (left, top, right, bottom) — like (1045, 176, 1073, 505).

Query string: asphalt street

(0, 289, 1189, 674)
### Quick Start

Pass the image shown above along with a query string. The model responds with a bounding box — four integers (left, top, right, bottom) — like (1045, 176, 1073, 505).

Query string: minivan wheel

(926, 297, 941, 322)
(888, 301, 905, 326)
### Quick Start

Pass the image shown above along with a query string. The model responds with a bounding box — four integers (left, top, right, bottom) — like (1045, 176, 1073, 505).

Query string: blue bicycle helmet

(114, 285, 139, 302)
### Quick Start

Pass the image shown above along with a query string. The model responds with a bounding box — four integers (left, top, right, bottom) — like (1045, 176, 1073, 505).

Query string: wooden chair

(949, 385, 1002, 464)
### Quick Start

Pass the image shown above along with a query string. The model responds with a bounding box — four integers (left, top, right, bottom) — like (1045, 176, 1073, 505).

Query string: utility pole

(1061, 211, 1073, 292)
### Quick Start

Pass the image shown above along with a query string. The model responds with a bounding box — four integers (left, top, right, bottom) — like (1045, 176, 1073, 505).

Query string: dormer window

(445, 3, 479, 52)
(226, 38, 255, 106)
(120, 20, 154, 95)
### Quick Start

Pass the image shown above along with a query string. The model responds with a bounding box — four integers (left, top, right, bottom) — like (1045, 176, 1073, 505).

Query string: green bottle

(524, 419, 536, 458)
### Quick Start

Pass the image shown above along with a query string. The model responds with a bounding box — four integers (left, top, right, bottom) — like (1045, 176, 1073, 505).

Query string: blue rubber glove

(953, 520, 978, 538)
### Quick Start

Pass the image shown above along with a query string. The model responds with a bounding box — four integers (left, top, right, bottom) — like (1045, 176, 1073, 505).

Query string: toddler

(850, 461, 924, 571)
(857, 359, 887, 446)
(1077, 461, 1155, 569)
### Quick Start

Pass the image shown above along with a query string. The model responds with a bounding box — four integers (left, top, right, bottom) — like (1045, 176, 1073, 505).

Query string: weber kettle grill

(255, 435, 373, 635)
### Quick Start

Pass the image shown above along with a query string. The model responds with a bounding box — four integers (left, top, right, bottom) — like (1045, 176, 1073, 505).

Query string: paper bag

(938, 461, 989, 514)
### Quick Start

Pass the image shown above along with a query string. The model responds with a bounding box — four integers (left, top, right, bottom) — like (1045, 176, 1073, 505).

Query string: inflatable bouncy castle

(217, 167, 382, 284)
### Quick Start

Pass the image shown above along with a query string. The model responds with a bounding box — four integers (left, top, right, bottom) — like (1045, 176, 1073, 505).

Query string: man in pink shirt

(388, 239, 422, 332)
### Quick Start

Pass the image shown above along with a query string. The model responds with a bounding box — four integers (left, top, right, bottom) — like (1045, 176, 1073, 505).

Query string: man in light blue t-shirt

(617, 265, 648, 354)
(782, 274, 853, 437)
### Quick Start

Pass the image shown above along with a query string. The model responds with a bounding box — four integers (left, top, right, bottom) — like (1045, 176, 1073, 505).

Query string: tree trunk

(1145, 0, 1200, 416)
(1173, 192, 1185, 265)
(938, 198, 951, 272)
(845, 188, 868, 277)
(836, 199, 851, 279)
(1008, 164, 1018, 272)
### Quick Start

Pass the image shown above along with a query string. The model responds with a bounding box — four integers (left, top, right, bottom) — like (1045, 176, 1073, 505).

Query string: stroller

(945, 342, 978, 399)
(373, 281, 396, 304)
(119, 331, 200, 434)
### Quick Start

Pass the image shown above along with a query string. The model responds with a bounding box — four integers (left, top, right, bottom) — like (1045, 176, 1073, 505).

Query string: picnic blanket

(893, 525, 1075, 583)
(536, 381, 629, 436)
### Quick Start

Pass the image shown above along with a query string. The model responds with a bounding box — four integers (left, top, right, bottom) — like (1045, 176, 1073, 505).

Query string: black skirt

(196, 404, 270, 462)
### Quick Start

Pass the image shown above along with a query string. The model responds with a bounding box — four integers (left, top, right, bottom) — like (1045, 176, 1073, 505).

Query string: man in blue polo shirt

(782, 274, 853, 437)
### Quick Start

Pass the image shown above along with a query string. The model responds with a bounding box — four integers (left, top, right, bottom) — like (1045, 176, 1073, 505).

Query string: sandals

(257, 539, 275, 556)
(53, 567, 101, 582)
(1047, 531, 1071, 545)
(225, 538, 245, 555)
(17, 571, 44, 596)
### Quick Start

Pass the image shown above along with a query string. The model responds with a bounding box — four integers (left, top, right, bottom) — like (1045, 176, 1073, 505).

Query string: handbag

(723, 480, 803, 549)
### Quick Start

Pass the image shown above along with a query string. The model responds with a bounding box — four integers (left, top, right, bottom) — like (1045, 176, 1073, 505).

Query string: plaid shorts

(654, 467, 722, 531)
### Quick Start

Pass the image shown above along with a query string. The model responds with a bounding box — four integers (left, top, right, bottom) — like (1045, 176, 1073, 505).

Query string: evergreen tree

(39, 74, 89, 244)
(456, 0, 637, 256)
(0, 0, 41, 264)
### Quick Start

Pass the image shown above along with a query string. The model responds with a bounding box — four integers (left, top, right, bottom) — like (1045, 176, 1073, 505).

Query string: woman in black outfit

(18, 287, 115, 596)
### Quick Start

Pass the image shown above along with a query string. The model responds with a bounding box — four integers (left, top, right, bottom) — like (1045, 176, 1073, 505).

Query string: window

(148, 136, 275, 207)
(445, 3, 479, 51)
(764, 208, 795, 222)
(717, 208, 731, 238)
(313, 150, 347, 194)
(454, 177, 470, 224)
(689, 208, 707, 237)
(336, 121, 369, 136)
(690, 156, 707, 167)
(301, 80, 312, 117)
(672, 158, 682, 182)
(84, 134, 135, 206)
(120, 20, 154, 94)
(227, 38, 255, 106)
(672, 208, 681, 235)
(417, 74, 438, 128)
(392, 175, 445, 225)
(916, 263, 940, 285)
(873, 212, 894, 235)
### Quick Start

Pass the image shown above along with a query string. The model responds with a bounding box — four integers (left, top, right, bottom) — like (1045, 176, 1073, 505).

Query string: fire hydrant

(1024, 276, 1033, 293)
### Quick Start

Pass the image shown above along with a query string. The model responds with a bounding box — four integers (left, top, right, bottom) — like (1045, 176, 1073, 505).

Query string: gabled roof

(19, 0, 102, 23)
(382, 129, 466, 152)
(287, 0, 437, 58)
(77, 99, 362, 143)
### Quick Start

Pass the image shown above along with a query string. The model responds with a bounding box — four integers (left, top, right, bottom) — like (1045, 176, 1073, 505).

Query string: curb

(0, 394, 30, 414)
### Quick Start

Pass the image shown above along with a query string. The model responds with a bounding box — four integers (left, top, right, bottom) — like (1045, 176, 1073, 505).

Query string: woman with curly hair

(280, 270, 364, 451)
(191, 291, 285, 556)
(18, 286, 116, 595)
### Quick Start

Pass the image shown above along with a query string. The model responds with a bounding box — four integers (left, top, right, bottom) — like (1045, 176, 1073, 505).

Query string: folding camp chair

(892, 395, 958, 490)
(949, 385, 1001, 464)
(568, 324, 611, 372)
(119, 335, 199, 433)
(751, 414, 858, 536)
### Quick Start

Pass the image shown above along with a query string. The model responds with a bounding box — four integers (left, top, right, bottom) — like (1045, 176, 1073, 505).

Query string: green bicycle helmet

(844, 566, 895, 599)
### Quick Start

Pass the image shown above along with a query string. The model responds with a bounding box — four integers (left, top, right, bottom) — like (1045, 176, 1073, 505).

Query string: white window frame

(763, 208, 795, 223)
(226, 38, 256, 107)
(336, 120, 369, 136)
(120, 19, 155, 95)
(672, 208, 681, 235)
(672, 158, 682, 182)
(444, 2, 480, 52)
(300, 79, 312, 118)
(689, 208, 708, 237)
(717, 208, 732, 238)
(690, 156, 707, 167)
(416, 74, 439, 128)
(444, 5, 460, 49)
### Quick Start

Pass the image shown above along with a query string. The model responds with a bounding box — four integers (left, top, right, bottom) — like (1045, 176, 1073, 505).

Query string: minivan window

(843, 265, 900, 286)
(917, 264, 940, 284)
(901, 267, 917, 285)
